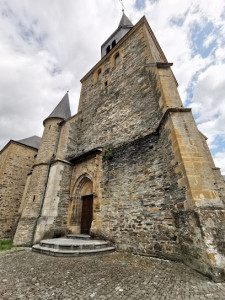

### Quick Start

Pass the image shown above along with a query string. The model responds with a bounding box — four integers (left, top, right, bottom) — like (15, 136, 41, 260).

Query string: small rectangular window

(115, 53, 120, 65)
(98, 70, 102, 81)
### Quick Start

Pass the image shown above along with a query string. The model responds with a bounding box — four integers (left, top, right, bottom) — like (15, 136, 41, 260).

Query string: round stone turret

(35, 93, 71, 164)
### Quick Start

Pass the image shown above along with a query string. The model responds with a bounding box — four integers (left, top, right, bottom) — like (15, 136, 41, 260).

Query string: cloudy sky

(0, 0, 224, 174)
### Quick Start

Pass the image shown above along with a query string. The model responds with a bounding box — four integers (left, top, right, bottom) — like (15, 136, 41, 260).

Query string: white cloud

(191, 64, 225, 151)
(203, 33, 215, 48)
(214, 150, 225, 175)
(0, 0, 224, 174)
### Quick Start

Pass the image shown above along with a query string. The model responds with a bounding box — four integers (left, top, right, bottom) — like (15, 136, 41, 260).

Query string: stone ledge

(145, 62, 173, 69)
(68, 148, 103, 164)
(157, 107, 192, 131)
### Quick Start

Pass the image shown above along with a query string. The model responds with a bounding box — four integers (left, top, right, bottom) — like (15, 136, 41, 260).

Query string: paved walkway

(0, 249, 224, 299)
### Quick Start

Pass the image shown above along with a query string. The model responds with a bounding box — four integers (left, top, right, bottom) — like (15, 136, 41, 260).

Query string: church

(0, 12, 225, 282)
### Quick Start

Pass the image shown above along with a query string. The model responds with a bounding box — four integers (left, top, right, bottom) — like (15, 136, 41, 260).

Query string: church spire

(118, 11, 133, 28)
(44, 92, 71, 123)
(101, 11, 133, 58)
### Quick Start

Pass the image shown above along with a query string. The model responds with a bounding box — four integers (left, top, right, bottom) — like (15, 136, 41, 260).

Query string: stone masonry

(0, 13, 224, 282)
(0, 142, 37, 239)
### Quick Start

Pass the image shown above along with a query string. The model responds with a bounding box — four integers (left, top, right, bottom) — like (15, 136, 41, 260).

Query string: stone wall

(175, 208, 225, 282)
(0, 142, 37, 239)
(95, 128, 183, 260)
(34, 161, 73, 242)
(56, 113, 82, 160)
(13, 164, 49, 246)
(163, 111, 225, 282)
(63, 22, 163, 160)
(36, 118, 62, 164)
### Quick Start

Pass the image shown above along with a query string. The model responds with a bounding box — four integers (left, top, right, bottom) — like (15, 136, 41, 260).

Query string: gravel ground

(0, 248, 224, 300)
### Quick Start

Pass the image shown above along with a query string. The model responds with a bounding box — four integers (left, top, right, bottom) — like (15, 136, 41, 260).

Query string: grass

(0, 240, 13, 251)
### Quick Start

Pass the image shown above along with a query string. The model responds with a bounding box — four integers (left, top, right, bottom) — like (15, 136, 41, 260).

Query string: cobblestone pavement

(0, 249, 224, 300)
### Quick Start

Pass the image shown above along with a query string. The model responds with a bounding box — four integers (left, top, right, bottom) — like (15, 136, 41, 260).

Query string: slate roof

(17, 135, 41, 149)
(101, 12, 134, 50)
(45, 92, 71, 122)
(118, 12, 133, 28)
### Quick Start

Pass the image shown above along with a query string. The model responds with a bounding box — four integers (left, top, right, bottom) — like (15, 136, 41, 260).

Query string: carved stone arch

(72, 173, 93, 198)
(68, 173, 93, 233)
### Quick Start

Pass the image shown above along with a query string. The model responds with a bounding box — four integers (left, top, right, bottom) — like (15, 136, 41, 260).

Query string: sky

(0, 0, 224, 174)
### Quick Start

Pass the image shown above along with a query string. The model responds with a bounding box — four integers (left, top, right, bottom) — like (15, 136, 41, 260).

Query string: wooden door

(81, 194, 93, 234)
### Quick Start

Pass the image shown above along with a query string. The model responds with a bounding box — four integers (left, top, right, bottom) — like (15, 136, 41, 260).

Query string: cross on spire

(119, 0, 125, 12)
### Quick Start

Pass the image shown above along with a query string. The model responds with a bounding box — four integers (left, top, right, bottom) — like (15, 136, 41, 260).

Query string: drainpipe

(30, 122, 62, 246)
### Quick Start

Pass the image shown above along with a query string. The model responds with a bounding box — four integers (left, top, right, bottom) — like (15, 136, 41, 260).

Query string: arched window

(115, 52, 120, 66)
(112, 40, 116, 48)
(98, 69, 102, 81)
(106, 45, 111, 54)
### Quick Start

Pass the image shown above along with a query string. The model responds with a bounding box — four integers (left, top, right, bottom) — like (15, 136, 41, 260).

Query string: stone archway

(68, 174, 93, 234)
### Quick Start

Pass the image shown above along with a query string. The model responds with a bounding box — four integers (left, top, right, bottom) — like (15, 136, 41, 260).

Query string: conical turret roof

(45, 92, 71, 123)
(118, 12, 133, 28)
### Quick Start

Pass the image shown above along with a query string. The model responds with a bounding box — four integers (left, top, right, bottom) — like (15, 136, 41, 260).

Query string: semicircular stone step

(32, 244, 115, 257)
(67, 234, 91, 240)
(38, 237, 112, 252)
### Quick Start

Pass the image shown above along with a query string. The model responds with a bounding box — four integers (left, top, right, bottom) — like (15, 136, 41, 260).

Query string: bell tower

(101, 12, 133, 58)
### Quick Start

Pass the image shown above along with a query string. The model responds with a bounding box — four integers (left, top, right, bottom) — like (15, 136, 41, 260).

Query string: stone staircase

(32, 234, 115, 257)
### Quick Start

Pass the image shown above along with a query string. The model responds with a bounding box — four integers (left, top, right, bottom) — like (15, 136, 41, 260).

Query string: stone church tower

(1, 12, 225, 281)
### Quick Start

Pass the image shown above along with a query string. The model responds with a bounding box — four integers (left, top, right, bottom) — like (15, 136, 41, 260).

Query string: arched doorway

(69, 175, 93, 234)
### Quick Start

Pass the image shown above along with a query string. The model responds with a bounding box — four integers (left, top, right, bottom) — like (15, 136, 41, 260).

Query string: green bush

(0, 240, 13, 251)
(104, 148, 114, 160)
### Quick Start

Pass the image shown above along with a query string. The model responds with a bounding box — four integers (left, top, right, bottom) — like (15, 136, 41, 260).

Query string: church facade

(0, 14, 225, 282)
